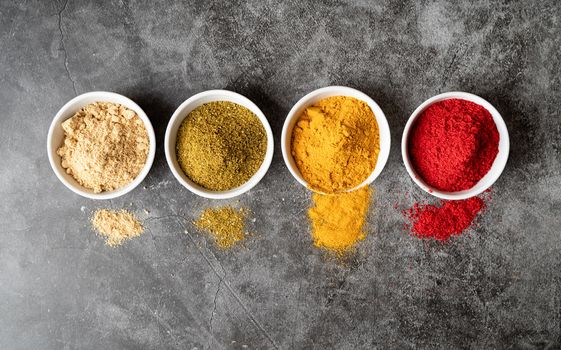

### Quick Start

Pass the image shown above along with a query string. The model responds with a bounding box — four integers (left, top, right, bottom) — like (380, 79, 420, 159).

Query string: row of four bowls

(47, 87, 509, 200)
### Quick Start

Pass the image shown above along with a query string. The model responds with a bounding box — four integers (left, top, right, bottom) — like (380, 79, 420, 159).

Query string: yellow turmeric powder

(309, 186, 372, 252)
(291, 96, 380, 194)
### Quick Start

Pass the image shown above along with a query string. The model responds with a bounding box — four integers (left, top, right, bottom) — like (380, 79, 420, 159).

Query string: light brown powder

(57, 102, 149, 193)
(91, 209, 144, 247)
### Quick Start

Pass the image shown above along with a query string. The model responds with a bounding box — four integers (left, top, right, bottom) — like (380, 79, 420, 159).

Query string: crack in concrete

(292, 279, 302, 349)
(439, 46, 462, 92)
(57, 0, 77, 95)
(169, 210, 280, 350)
(207, 276, 223, 349)
(144, 214, 188, 223)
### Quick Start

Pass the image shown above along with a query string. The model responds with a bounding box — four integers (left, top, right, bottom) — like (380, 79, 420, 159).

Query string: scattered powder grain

(308, 186, 372, 253)
(91, 209, 144, 247)
(57, 102, 149, 193)
(176, 101, 267, 191)
(195, 207, 249, 249)
(403, 196, 486, 241)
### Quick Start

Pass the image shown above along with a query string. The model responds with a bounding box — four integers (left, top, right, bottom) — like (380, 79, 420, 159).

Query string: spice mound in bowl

(175, 101, 267, 191)
(408, 98, 499, 192)
(290, 96, 380, 194)
(402, 91, 509, 200)
(57, 102, 150, 193)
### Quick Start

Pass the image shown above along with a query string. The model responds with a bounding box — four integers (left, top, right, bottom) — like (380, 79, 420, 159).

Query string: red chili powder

(404, 197, 485, 241)
(408, 99, 499, 192)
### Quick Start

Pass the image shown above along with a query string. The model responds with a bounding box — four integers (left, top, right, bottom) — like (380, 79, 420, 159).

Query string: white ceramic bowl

(164, 90, 274, 199)
(47, 91, 156, 200)
(281, 86, 391, 193)
(402, 91, 510, 200)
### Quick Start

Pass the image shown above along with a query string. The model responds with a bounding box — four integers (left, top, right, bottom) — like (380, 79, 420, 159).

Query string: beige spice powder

(91, 209, 144, 247)
(57, 102, 149, 193)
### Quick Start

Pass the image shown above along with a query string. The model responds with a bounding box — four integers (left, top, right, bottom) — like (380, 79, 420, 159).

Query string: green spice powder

(176, 101, 267, 191)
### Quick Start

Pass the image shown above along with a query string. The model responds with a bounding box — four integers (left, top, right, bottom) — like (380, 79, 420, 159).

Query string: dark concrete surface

(1, 0, 560, 349)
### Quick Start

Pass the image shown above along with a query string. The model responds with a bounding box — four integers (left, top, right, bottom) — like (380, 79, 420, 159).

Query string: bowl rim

(401, 91, 510, 200)
(164, 89, 274, 199)
(280, 85, 391, 194)
(47, 91, 156, 200)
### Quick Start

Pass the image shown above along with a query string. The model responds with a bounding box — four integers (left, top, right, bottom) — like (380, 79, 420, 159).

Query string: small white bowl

(47, 91, 156, 200)
(401, 91, 510, 200)
(281, 86, 391, 193)
(164, 90, 274, 199)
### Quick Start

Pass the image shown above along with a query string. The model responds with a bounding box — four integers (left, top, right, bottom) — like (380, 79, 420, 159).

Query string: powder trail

(403, 197, 486, 241)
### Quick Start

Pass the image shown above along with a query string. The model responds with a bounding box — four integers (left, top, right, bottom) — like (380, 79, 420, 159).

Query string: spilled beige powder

(91, 209, 144, 247)
(57, 102, 149, 193)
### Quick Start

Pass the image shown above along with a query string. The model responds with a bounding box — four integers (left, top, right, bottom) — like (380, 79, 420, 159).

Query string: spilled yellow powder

(91, 209, 144, 247)
(291, 96, 380, 194)
(195, 207, 249, 249)
(308, 186, 372, 252)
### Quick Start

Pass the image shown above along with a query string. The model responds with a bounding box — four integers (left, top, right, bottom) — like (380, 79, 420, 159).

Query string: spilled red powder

(408, 98, 499, 192)
(404, 197, 485, 241)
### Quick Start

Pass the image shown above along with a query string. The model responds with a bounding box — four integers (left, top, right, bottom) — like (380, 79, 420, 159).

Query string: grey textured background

(1, 0, 560, 349)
